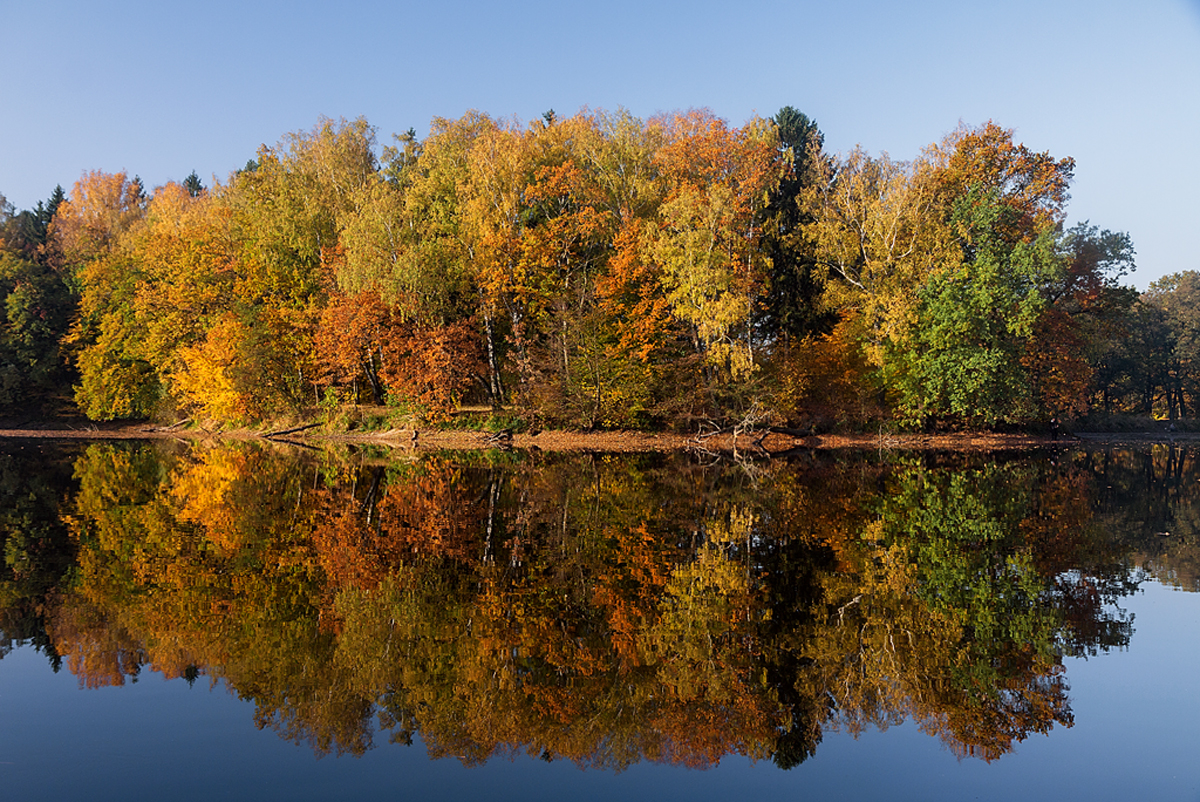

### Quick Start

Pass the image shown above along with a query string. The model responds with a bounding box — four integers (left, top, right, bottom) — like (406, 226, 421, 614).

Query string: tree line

(0, 107, 1193, 429)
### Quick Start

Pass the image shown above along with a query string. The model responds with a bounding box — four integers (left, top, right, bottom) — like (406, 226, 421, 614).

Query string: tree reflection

(0, 442, 1165, 767)
(0, 444, 77, 669)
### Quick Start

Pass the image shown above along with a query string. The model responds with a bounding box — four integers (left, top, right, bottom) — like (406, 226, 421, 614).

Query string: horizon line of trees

(1, 107, 1196, 429)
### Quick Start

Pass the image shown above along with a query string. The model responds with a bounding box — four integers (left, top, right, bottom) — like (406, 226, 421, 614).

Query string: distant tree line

(0, 108, 1192, 429)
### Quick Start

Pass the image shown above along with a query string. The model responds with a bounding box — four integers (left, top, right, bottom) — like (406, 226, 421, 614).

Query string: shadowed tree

(759, 106, 835, 343)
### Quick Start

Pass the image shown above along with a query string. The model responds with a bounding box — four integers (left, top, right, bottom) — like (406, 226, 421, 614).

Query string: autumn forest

(0, 107, 1196, 430)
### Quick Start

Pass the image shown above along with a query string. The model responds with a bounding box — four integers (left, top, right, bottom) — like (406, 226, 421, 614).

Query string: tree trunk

(484, 311, 505, 407)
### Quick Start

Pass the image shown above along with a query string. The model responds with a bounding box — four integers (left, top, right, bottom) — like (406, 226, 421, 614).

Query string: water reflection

(4, 441, 1194, 768)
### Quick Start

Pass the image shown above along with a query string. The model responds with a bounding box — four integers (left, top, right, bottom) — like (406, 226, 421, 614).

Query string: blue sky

(2, 0, 1196, 288)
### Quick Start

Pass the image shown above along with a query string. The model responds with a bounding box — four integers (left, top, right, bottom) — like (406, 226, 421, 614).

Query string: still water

(1, 440, 1198, 799)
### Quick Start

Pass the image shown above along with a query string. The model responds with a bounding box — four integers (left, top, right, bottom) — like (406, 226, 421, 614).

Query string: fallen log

(264, 437, 321, 451)
(261, 422, 322, 439)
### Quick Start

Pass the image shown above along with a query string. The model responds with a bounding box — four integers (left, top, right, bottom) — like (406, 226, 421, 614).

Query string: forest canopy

(0, 108, 1185, 430)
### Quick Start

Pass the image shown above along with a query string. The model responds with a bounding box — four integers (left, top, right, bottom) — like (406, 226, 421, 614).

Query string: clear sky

(2, 0, 1196, 289)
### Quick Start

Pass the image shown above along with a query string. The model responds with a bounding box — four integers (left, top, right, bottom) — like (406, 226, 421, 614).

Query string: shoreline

(2, 421, 1195, 452)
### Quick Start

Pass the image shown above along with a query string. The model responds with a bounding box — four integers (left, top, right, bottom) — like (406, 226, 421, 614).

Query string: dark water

(1, 440, 1198, 799)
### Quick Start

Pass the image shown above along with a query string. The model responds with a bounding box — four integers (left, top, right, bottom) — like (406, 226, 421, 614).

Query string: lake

(1, 439, 1198, 800)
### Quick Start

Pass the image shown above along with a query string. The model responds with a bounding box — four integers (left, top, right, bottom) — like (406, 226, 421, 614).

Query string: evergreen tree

(759, 106, 835, 342)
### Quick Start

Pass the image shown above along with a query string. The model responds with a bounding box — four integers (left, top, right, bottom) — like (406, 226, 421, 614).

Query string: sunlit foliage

(6, 108, 1152, 429)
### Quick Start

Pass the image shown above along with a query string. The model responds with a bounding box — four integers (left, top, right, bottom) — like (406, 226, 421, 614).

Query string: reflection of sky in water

(2, 578, 1197, 801)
